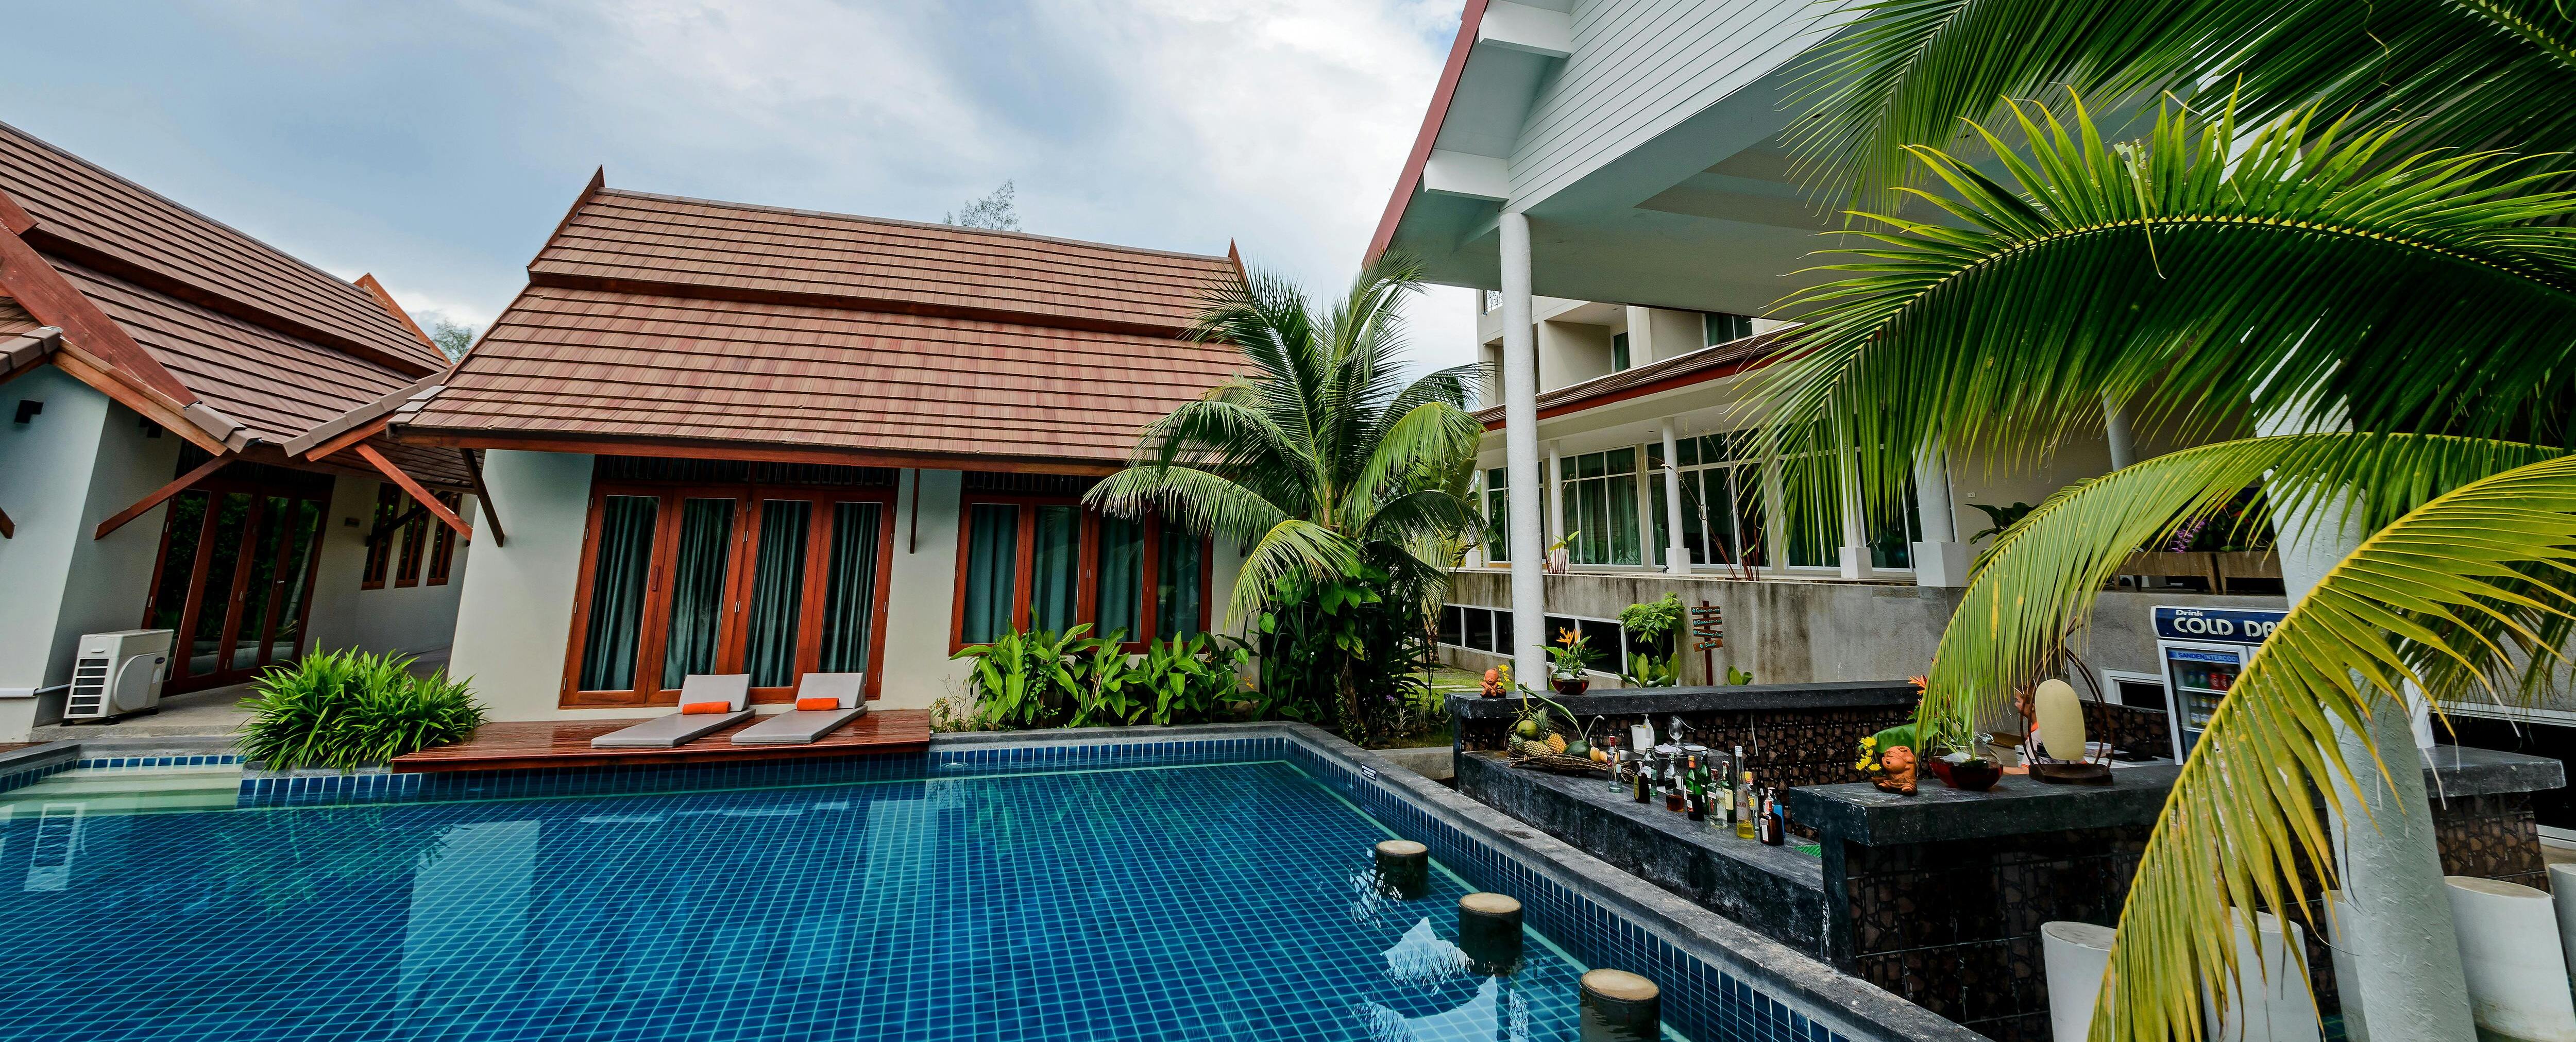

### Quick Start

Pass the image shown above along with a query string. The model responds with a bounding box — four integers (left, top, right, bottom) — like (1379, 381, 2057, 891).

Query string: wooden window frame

(426, 491, 463, 585)
(393, 490, 430, 588)
(360, 484, 399, 589)
(559, 479, 897, 708)
(143, 483, 330, 693)
(947, 496, 1213, 653)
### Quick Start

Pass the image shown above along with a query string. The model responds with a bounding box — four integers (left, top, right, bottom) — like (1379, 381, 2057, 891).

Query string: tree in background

(1088, 250, 1484, 743)
(944, 181, 1020, 231)
(427, 318, 476, 362)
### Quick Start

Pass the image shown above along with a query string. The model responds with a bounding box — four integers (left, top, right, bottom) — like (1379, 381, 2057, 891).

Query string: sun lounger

(590, 675, 752, 748)
(731, 673, 867, 745)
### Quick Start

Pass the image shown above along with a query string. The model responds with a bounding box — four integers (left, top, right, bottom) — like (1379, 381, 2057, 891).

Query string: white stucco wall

(303, 472, 473, 663)
(445, 450, 595, 721)
(0, 374, 181, 738)
(877, 469, 968, 711)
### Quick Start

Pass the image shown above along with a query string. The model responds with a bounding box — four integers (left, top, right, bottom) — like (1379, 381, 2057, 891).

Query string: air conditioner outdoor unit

(61, 629, 172, 722)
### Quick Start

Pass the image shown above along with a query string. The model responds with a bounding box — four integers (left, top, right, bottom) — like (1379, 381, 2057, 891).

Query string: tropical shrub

(953, 625, 1251, 730)
(239, 650, 486, 770)
(1251, 567, 1438, 744)
(1618, 593, 1684, 687)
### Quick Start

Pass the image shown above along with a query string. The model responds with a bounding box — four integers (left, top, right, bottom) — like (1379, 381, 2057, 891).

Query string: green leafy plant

(954, 623, 1254, 731)
(1545, 627, 1597, 679)
(1255, 566, 1437, 744)
(1965, 502, 2035, 543)
(1724, 666, 1754, 685)
(239, 649, 485, 770)
(1134, 633, 1252, 726)
(1617, 593, 1685, 686)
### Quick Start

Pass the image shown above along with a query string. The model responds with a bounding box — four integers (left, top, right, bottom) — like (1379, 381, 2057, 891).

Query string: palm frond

(1226, 519, 1363, 625)
(1757, 99, 2576, 518)
(1084, 465, 1292, 546)
(2095, 452, 2576, 1042)
(1920, 433, 2561, 735)
(1786, 0, 2576, 211)
(1348, 401, 1486, 525)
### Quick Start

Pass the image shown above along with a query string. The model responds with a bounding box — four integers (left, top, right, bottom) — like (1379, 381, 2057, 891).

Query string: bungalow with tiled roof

(0, 122, 482, 738)
(392, 173, 1247, 719)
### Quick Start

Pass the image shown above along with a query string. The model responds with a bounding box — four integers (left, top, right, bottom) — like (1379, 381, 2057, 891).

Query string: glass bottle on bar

(1684, 755, 1706, 822)
(1758, 788, 1786, 846)
(1604, 734, 1624, 794)
(1713, 750, 1735, 830)
(1632, 744, 1654, 803)
(1735, 770, 1757, 839)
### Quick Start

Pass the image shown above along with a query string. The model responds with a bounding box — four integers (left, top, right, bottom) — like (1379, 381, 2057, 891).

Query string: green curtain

(581, 495, 660, 691)
(1155, 526, 1204, 640)
(194, 492, 251, 664)
(660, 498, 734, 690)
(819, 502, 883, 673)
(1030, 505, 1080, 633)
(744, 500, 811, 687)
(961, 504, 1020, 644)
(1095, 516, 1143, 640)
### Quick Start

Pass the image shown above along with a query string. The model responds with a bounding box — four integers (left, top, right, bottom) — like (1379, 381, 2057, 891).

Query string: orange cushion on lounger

(795, 697, 839, 711)
(680, 701, 732, 715)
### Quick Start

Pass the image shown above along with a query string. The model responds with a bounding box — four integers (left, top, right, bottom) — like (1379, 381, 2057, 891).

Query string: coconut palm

(1751, 96, 2576, 1040)
(1086, 250, 1485, 730)
(1788, 0, 2576, 211)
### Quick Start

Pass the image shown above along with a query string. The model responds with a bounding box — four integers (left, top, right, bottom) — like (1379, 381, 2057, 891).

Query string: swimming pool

(0, 731, 1932, 1041)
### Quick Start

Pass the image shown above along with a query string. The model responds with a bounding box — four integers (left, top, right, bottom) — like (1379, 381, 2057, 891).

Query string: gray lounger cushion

(730, 706, 866, 745)
(591, 674, 752, 749)
(730, 672, 866, 746)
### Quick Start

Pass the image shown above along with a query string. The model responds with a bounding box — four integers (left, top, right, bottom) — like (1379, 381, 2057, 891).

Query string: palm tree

(1086, 250, 1485, 733)
(1752, 96, 2576, 1040)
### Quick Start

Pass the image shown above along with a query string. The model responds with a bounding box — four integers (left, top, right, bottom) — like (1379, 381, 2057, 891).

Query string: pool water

(0, 759, 1649, 1041)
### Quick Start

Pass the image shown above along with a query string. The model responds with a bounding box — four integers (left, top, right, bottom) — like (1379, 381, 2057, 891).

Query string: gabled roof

(1472, 328, 1792, 427)
(0, 121, 462, 482)
(398, 176, 1247, 473)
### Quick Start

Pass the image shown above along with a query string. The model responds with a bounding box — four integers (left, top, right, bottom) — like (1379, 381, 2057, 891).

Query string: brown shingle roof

(0, 121, 448, 375)
(534, 188, 1233, 335)
(1472, 329, 1794, 427)
(403, 182, 1246, 470)
(0, 295, 35, 338)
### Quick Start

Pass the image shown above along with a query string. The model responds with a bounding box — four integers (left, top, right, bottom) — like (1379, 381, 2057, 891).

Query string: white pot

(2447, 875, 2576, 1042)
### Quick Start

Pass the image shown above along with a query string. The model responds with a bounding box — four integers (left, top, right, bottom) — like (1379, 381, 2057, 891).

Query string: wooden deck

(389, 709, 932, 773)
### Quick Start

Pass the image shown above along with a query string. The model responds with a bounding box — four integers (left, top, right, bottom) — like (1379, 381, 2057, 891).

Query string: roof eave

(1365, 0, 1490, 265)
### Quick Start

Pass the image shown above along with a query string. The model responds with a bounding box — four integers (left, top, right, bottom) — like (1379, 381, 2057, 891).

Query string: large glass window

(818, 502, 884, 673)
(959, 503, 1021, 645)
(1611, 332, 1631, 372)
(955, 499, 1210, 648)
(579, 495, 660, 693)
(1652, 433, 1767, 569)
(1704, 312, 1754, 346)
(427, 492, 463, 585)
(394, 494, 430, 587)
(360, 484, 398, 589)
(1562, 448, 1640, 566)
(569, 481, 896, 704)
(1482, 468, 1510, 563)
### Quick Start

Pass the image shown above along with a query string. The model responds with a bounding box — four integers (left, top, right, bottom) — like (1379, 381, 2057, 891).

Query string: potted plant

(1547, 627, 1597, 697)
(1544, 530, 1579, 574)
(1618, 593, 1684, 687)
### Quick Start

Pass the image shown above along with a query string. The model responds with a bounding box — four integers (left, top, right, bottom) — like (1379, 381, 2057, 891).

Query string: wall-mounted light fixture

(11, 400, 40, 424)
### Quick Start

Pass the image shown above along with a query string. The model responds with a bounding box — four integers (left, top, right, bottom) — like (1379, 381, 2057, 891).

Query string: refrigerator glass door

(2163, 645, 2244, 760)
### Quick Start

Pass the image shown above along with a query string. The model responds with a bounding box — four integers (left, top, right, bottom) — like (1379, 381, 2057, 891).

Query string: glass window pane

(580, 495, 659, 691)
(1029, 505, 1081, 634)
(1579, 618, 1622, 673)
(743, 500, 811, 688)
(1606, 447, 1633, 475)
(1486, 466, 1507, 490)
(1576, 452, 1603, 479)
(961, 504, 1021, 644)
(1607, 473, 1639, 564)
(1439, 605, 1465, 646)
(1495, 609, 1513, 652)
(1465, 607, 1493, 651)
(147, 491, 208, 634)
(1650, 479, 1667, 567)
(1156, 526, 1205, 640)
(270, 499, 324, 663)
(396, 503, 429, 584)
(1485, 488, 1510, 562)
(362, 485, 398, 585)
(191, 492, 251, 676)
(1095, 516, 1143, 641)
(661, 498, 736, 689)
(1734, 467, 1767, 567)
(819, 502, 884, 674)
(231, 497, 286, 670)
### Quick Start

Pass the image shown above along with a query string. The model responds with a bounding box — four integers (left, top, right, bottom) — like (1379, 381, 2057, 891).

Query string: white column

(1909, 445, 1970, 587)
(1499, 211, 1548, 689)
(2104, 396, 2138, 470)
(1836, 450, 1873, 580)
(2262, 398, 2471, 1041)
(1546, 441, 1565, 549)
(1660, 421, 1689, 576)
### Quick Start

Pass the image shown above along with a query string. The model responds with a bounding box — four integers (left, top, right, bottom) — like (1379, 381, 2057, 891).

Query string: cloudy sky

(1, 0, 1476, 372)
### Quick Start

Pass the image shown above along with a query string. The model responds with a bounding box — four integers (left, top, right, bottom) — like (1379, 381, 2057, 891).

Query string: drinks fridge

(2152, 604, 2287, 762)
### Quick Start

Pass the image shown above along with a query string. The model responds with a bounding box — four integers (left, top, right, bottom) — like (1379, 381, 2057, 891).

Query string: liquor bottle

(1714, 753, 1735, 827)
(1735, 771, 1757, 839)
(1684, 756, 1706, 822)
(1632, 748, 1653, 803)
(1604, 735, 1624, 793)
(1758, 788, 1786, 846)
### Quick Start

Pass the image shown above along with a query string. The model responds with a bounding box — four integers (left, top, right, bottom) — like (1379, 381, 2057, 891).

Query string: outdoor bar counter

(1452, 687, 2569, 1041)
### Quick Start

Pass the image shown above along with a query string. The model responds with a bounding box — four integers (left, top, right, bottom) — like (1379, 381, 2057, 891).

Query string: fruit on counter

(1587, 746, 1608, 763)
(1515, 719, 1542, 740)
(1563, 738, 1589, 758)
(1518, 740, 1556, 759)
(1545, 733, 1568, 754)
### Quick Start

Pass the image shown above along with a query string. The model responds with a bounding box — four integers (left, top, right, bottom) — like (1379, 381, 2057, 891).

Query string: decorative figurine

(1875, 745, 1918, 795)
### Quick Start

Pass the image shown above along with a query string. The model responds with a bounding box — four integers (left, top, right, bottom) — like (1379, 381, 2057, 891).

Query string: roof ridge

(0, 120, 402, 317)
(589, 186, 1233, 265)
